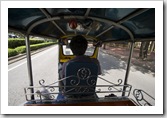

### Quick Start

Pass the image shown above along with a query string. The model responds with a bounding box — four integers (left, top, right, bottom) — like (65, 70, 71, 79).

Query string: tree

(149, 41, 155, 53)
(139, 41, 150, 60)
(102, 42, 107, 49)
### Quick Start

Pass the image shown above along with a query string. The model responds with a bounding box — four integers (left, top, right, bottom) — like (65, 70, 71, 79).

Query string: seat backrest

(64, 61, 98, 97)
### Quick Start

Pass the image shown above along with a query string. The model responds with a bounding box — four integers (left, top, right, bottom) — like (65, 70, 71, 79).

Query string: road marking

(8, 46, 57, 71)
(8, 61, 27, 71)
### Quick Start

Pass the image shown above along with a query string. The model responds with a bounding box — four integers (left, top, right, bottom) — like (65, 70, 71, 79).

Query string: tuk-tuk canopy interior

(8, 8, 155, 42)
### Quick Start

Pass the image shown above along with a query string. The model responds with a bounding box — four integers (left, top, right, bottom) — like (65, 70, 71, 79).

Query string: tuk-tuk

(5, 2, 163, 114)
(8, 8, 155, 106)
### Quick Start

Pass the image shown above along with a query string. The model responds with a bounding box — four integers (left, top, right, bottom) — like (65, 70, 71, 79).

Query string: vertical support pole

(122, 42, 134, 96)
(25, 35, 35, 101)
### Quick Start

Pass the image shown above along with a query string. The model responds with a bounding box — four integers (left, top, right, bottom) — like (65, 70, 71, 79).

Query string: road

(8, 45, 155, 106)
(8, 45, 58, 106)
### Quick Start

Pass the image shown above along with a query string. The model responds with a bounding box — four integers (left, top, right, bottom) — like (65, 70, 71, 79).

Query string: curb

(8, 45, 56, 65)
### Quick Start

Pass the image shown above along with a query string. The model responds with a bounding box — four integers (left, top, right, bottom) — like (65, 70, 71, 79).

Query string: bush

(8, 39, 45, 48)
(30, 40, 45, 45)
(8, 39, 25, 48)
(15, 46, 27, 54)
(8, 48, 18, 57)
(30, 42, 56, 51)
(9, 42, 56, 57)
(15, 42, 56, 54)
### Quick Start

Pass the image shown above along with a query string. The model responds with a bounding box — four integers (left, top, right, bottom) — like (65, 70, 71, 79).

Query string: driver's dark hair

(70, 35, 88, 56)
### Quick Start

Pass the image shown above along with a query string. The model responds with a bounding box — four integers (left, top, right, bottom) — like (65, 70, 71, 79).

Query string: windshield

(62, 43, 95, 56)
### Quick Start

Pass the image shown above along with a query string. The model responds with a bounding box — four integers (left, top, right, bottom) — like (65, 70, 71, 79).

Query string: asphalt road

(8, 45, 58, 106)
(8, 45, 155, 106)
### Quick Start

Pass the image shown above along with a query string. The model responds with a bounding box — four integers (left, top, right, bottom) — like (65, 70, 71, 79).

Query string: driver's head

(70, 35, 88, 56)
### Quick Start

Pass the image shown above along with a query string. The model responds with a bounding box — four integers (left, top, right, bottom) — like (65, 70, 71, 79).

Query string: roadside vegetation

(8, 38, 57, 57)
(102, 41, 155, 72)
(102, 41, 155, 60)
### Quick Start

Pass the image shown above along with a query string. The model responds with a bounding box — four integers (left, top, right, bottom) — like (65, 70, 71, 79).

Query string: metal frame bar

(118, 8, 150, 24)
(84, 8, 92, 35)
(122, 42, 135, 96)
(88, 16, 134, 41)
(25, 35, 35, 101)
(95, 8, 150, 39)
(96, 26, 114, 38)
(24, 83, 132, 102)
(27, 15, 134, 41)
(85, 8, 91, 17)
(39, 8, 66, 35)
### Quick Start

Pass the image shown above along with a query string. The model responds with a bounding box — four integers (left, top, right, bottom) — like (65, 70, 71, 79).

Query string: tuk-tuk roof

(8, 8, 155, 42)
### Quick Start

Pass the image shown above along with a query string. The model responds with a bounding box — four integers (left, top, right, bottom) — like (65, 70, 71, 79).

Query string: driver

(61, 35, 101, 78)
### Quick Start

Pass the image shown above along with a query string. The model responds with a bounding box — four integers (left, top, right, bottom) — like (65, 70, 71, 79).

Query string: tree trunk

(139, 41, 150, 59)
(139, 42, 145, 58)
(102, 43, 107, 49)
(143, 41, 150, 59)
(150, 41, 155, 53)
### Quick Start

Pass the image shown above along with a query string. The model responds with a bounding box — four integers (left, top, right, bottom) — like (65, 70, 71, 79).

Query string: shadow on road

(99, 47, 155, 76)
(98, 51, 127, 75)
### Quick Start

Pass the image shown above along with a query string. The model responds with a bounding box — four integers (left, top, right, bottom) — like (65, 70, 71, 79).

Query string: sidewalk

(100, 46, 155, 72)
(8, 45, 56, 65)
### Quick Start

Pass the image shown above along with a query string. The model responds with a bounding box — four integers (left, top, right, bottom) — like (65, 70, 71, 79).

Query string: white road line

(8, 46, 57, 71)
(8, 61, 27, 71)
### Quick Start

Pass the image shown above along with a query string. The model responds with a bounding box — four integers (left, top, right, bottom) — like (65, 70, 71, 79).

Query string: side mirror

(93, 41, 102, 47)
(59, 38, 70, 46)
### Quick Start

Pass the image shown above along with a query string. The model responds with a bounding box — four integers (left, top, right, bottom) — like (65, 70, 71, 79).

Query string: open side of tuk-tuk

(8, 8, 155, 106)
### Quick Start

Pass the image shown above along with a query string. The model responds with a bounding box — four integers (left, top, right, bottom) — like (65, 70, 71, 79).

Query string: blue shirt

(61, 55, 101, 78)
